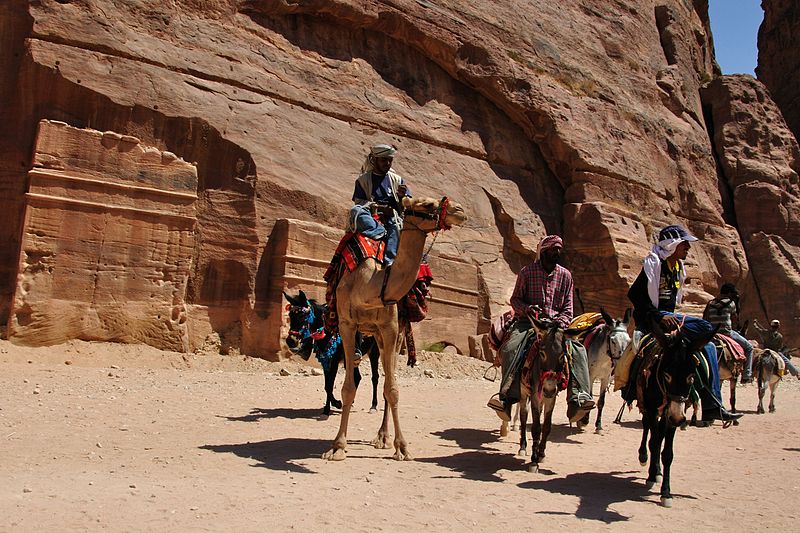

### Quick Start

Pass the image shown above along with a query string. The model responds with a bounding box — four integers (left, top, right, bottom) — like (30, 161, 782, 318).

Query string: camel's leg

(377, 323, 412, 461)
(371, 398, 391, 449)
(322, 324, 358, 461)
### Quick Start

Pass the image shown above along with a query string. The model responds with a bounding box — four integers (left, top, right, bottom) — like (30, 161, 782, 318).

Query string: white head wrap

(360, 144, 397, 174)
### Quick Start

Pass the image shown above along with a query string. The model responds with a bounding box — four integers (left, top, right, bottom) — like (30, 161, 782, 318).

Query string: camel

(322, 196, 466, 461)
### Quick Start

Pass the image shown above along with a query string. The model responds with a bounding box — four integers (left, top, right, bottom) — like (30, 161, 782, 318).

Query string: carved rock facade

(0, 0, 797, 354)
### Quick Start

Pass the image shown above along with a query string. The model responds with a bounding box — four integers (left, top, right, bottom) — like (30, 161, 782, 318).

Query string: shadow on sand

(220, 407, 328, 422)
(519, 470, 696, 521)
(200, 437, 329, 473)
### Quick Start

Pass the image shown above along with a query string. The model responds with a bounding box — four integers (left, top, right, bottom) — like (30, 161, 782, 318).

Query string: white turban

(360, 144, 397, 174)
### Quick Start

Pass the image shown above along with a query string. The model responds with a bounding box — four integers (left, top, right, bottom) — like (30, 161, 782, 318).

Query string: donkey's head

(650, 318, 713, 427)
(600, 307, 632, 361)
(531, 318, 570, 399)
(283, 290, 316, 357)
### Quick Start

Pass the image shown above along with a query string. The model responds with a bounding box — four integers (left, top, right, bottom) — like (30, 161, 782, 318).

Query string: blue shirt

(352, 173, 410, 211)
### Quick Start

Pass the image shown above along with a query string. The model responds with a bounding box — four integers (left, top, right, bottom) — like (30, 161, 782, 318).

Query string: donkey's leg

(729, 378, 740, 425)
(517, 390, 529, 457)
(659, 425, 677, 507)
(757, 377, 766, 414)
(536, 395, 557, 463)
(322, 325, 359, 461)
(769, 380, 778, 413)
(646, 414, 664, 489)
(369, 341, 380, 413)
(595, 379, 608, 433)
(528, 400, 541, 472)
(323, 350, 341, 415)
(638, 415, 649, 466)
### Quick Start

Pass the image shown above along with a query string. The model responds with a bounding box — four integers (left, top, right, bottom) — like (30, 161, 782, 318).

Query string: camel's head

(401, 196, 467, 232)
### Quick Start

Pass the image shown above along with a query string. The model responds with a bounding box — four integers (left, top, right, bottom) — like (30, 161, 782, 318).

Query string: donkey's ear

(623, 308, 632, 325)
(600, 307, 614, 326)
(283, 291, 299, 306)
(298, 290, 309, 305)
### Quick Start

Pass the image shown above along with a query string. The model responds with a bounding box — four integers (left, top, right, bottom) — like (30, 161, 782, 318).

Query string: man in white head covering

(349, 144, 411, 267)
(625, 224, 742, 423)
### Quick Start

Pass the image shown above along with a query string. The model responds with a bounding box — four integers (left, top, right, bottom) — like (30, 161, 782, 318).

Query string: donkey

(283, 290, 381, 415)
(578, 308, 631, 433)
(755, 349, 783, 414)
(636, 321, 714, 507)
(517, 317, 571, 473)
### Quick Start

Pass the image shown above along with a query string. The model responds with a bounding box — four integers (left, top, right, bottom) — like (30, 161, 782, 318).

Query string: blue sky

(708, 0, 764, 75)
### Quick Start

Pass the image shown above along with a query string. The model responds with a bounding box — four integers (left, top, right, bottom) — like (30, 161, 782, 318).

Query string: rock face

(758, 0, 800, 143)
(8, 120, 197, 351)
(0, 0, 797, 354)
(702, 75, 800, 338)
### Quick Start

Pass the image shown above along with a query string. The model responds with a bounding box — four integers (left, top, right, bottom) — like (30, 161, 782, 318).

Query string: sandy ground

(2, 338, 799, 532)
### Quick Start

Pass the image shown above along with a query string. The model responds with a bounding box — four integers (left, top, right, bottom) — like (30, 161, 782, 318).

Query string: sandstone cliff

(0, 0, 797, 356)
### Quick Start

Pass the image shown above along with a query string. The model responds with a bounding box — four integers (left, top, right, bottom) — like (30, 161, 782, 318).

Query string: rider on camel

(627, 224, 742, 423)
(349, 143, 411, 267)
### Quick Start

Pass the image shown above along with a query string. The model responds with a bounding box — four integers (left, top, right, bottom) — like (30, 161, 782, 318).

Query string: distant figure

(349, 144, 411, 267)
(753, 319, 799, 379)
(703, 282, 754, 383)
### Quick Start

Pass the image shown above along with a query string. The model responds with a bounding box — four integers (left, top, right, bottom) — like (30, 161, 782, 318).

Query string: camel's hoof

(322, 448, 346, 461)
(401, 450, 414, 461)
(392, 449, 413, 461)
(371, 436, 391, 449)
(661, 497, 673, 508)
(528, 462, 539, 473)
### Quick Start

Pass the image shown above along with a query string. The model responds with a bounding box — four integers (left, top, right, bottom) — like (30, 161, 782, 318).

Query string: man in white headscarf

(625, 224, 742, 423)
(348, 143, 411, 267)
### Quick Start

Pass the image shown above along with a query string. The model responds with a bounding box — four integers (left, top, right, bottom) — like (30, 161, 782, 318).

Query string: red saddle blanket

(323, 232, 386, 332)
(715, 333, 746, 362)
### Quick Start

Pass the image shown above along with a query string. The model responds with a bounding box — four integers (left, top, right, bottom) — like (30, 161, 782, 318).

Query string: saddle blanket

(716, 333, 746, 362)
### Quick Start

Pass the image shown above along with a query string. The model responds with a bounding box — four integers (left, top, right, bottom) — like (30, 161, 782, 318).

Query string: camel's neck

(382, 225, 428, 302)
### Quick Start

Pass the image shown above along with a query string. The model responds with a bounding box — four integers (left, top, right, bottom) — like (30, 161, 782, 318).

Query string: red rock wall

(8, 121, 197, 350)
(758, 0, 800, 143)
(1, 0, 797, 354)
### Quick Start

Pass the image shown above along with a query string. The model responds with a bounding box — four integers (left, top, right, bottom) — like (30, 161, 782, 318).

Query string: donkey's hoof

(661, 497, 673, 508)
(330, 399, 343, 409)
(517, 448, 528, 458)
(322, 448, 346, 461)
(646, 480, 657, 491)
(769, 406, 776, 413)
(368, 407, 378, 414)
(757, 407, 765, 414)
(528, 462, 539, 473)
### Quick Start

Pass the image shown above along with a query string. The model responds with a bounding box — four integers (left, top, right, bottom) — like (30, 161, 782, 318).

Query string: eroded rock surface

(0, 0, 797, 354)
